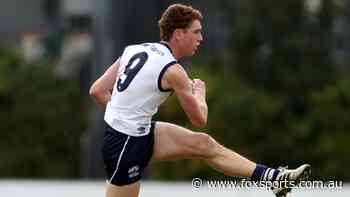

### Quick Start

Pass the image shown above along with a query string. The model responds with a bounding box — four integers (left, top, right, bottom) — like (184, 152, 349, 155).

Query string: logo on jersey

(136, 123, 149, 134)
(150, 45, 165, 56)
(137, 126, 146, 134)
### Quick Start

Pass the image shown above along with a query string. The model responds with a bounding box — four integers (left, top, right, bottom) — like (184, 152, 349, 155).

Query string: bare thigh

(151, 121, 217, 161)
(106, 181, 140, 197)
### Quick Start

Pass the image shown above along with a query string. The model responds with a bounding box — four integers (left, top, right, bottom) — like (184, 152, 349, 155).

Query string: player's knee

(191, 132, 217, 155)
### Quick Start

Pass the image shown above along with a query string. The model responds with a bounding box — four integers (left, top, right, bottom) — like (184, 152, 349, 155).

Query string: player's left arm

(89, 58, 120, 110)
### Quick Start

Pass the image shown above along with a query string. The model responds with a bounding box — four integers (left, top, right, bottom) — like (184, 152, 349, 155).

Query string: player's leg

(151, 121, 311, 188)
(151, 121, 256, 178)
(105, 181, 140, 197)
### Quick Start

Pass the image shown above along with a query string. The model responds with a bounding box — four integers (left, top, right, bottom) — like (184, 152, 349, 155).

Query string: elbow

(89, 84, 99, 98)
(187, 106, 208, 128)
(191, 116, 207, 128)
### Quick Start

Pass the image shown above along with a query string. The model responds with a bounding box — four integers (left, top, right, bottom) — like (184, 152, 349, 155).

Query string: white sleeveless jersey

(104, 42, 177, 136)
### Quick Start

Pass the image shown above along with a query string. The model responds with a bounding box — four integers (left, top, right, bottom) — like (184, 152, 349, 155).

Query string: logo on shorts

(128, 165, 140, 178)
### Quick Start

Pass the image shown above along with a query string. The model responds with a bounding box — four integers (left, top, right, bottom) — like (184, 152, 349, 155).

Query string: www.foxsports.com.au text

(191, 178, 343, 190)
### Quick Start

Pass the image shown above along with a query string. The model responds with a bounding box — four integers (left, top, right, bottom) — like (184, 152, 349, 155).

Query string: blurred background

(0, 0, 349, 195)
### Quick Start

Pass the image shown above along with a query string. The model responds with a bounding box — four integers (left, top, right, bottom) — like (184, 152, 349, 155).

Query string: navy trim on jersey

(158, 61, 178, 92)
(159, 41, 173, 54)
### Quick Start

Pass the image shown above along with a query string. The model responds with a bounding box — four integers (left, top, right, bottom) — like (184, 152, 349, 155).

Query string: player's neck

(161, 40, 183, 60)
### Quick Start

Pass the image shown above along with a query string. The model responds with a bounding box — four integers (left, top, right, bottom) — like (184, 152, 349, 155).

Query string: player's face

(182, 20, 203, 56)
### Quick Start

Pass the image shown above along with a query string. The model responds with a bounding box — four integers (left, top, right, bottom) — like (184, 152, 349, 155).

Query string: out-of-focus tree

(151, 0, 350, 181)
(0, 46, 87, 178)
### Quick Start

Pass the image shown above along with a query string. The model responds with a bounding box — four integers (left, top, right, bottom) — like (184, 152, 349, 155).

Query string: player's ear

(173, 29, 184, 41)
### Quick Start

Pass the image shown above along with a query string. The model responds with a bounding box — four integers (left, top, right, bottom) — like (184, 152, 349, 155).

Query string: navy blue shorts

(102, 122, 155, 186)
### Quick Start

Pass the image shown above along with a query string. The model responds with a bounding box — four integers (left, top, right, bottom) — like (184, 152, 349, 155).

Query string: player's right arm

(162, 64, 208, 128)
(89, 58, 120, 110)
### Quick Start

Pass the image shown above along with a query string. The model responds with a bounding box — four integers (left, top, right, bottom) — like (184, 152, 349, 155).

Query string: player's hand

(192, 78, 206, 99)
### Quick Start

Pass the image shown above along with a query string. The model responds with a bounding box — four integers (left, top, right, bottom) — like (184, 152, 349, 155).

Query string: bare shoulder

(164, 64, 189, 82)
(163, 64, 191, 90)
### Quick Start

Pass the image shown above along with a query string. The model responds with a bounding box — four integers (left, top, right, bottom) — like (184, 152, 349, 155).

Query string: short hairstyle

(158, 4, 203, 41)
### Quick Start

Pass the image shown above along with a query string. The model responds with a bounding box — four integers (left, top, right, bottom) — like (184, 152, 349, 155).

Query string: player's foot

(272, 164, 311, 197)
